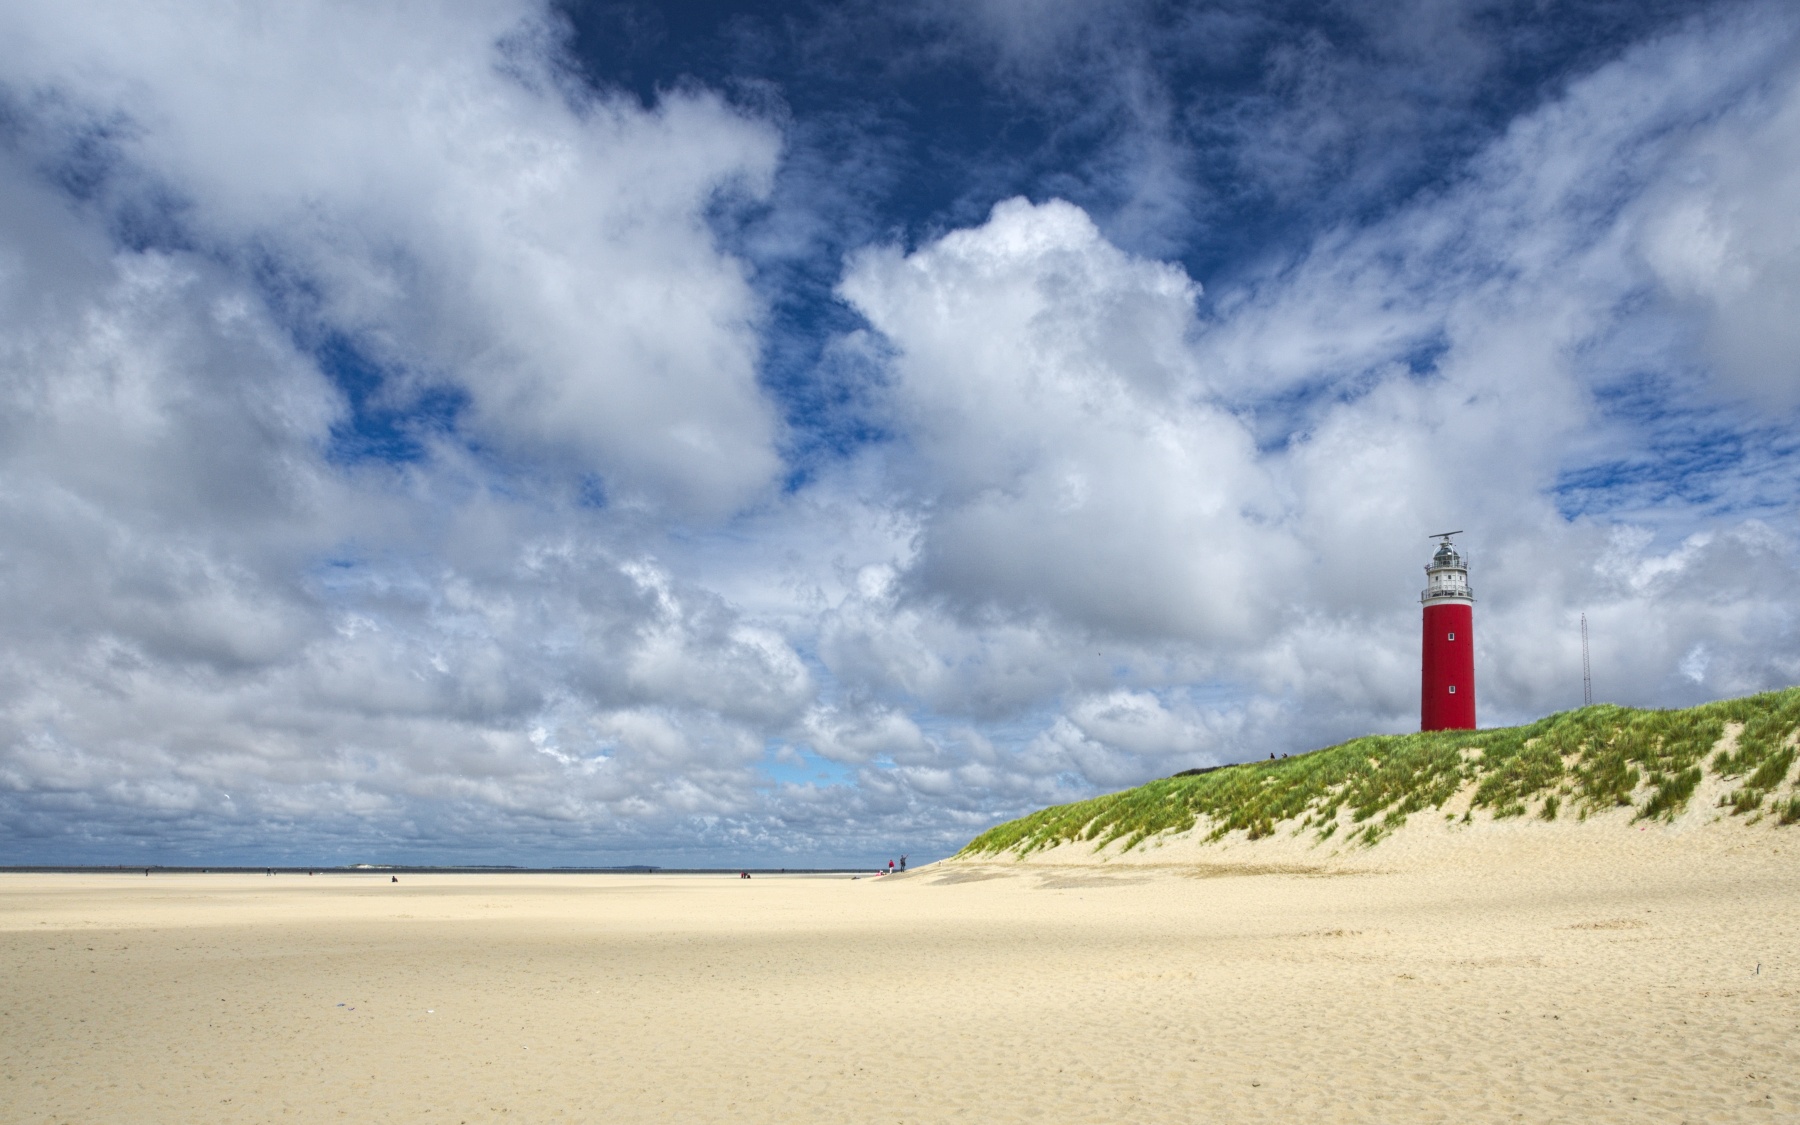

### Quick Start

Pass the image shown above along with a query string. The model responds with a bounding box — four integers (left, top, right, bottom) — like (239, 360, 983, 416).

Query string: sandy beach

(4, 821, 1798, 1123)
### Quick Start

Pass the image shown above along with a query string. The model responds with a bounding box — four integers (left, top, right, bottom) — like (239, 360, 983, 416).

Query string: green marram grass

(959, 687, 1800, 858)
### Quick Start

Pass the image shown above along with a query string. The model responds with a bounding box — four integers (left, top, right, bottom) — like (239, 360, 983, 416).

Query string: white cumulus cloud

(0, 1, 1796, 865)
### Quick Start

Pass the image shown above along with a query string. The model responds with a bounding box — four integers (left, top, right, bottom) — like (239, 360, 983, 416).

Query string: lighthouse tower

(1421, 532, 1475, 731)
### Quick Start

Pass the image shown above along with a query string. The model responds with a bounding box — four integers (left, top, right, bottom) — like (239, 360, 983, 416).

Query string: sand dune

(4, 821, 1798, 1122)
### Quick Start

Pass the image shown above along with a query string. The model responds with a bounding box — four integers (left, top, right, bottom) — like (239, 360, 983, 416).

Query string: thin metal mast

(1580, 613, 1593, 707)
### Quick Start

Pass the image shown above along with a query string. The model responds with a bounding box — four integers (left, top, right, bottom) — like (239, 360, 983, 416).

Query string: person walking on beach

(900, 855, 906, 871)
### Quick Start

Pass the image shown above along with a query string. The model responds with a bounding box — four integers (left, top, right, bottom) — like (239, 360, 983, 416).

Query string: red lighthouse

(1421, 531, 1475, 731)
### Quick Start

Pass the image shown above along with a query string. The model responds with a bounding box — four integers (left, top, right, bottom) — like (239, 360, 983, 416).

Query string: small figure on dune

(391, 875, 398, 883)
(900, 855, 907, 871)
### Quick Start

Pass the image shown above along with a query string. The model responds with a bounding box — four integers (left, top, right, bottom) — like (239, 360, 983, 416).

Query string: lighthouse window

(1448, 685, 1457, 693)
(1447, 632, 1455, 640)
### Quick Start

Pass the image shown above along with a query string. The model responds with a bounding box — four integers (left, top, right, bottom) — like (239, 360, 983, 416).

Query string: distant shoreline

(0, 865, 876, 876)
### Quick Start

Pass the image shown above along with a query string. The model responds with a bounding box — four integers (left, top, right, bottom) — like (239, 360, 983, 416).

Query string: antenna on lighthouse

(1580, 613, 1593, 707)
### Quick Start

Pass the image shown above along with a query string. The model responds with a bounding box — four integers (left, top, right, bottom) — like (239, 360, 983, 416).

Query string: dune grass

(958, 687, 1800, 857)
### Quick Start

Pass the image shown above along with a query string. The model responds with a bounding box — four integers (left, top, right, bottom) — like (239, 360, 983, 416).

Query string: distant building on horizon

(1421, 532, 1476, 731)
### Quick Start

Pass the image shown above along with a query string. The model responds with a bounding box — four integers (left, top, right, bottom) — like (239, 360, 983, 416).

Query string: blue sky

(0, 0, 1795, 867)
